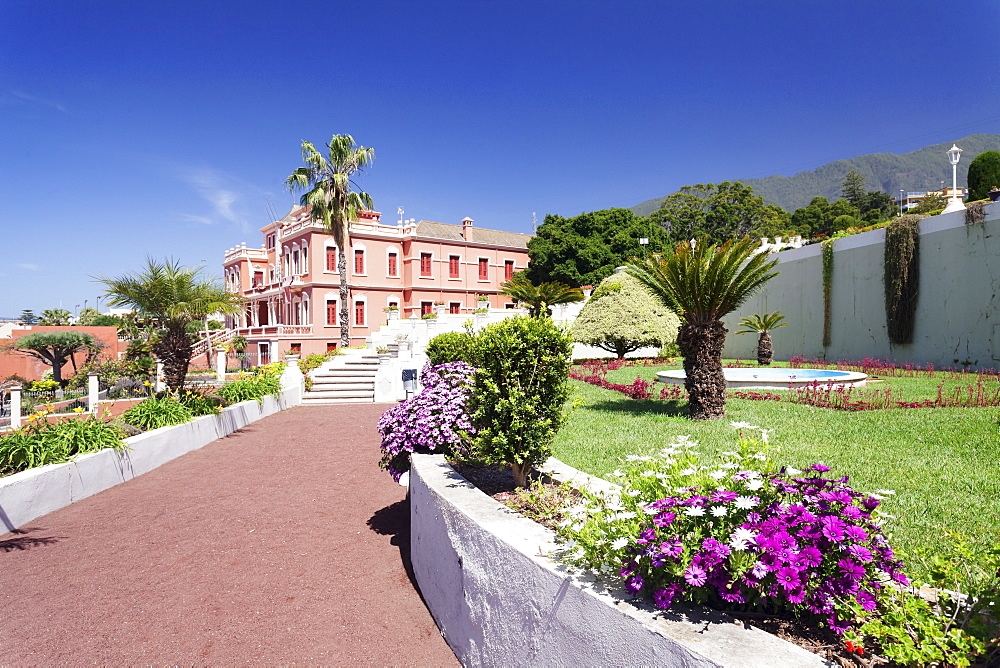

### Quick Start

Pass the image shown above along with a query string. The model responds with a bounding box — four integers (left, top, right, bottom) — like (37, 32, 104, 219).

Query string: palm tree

(500, 271, 584, 317)
(626, 238, 779, 420)
(735, 311, 787, 366)
(95, 258, 244, 391)
(285, 135, 374, 349)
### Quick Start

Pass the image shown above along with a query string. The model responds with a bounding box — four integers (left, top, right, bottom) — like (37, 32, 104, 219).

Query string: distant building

(893, 187, 968, 211)
(222, 206, 532, 361)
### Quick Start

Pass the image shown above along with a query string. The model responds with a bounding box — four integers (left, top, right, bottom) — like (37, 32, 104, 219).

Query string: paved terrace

(0, 405, 457, 665)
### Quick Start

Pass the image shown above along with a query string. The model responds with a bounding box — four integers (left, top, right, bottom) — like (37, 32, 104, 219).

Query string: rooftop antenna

(264, 198, 280, 223)
(532, 212, 537, 234)
(397, 206, 404, 226)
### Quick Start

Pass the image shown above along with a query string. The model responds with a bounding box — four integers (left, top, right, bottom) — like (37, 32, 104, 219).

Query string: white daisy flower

(730, 421, 756, 429)
(684, 506, 706, 517)
(745, 479, 764, 491)
(708, 470, 728, 480)
(679, 467, 697, 476)
(710, 506, 728, 517)
(611, 537, 629, 550)
(734, 495, 758, 509)
(625, 489, 642, 497)
(785, 466, 802, 476)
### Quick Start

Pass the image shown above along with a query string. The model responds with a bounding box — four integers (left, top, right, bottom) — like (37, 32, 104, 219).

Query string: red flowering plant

(555, 424, 988, 664)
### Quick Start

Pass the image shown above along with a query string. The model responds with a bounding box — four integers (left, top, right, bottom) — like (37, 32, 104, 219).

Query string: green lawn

(551, 361, 1000, 577)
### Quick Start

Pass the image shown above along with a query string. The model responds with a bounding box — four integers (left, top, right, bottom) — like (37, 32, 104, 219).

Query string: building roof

(414, 221, 532, 249)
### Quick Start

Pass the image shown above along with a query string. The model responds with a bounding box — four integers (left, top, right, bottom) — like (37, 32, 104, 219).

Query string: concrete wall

(409, 454, 829, 667)
(0, 386, 300, 533)
(723, 203, 1000, 369)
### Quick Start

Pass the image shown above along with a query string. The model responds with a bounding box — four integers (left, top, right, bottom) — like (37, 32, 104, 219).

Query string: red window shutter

(449, 302, 460, 314)
(326, 249, 337, 271)
(421, 253, 432, 276)
(505, 260, 514, 280)
(388, 253, 397, 276)
(479, 258, 488, 280)
(449, 256, 459, 278)
(354, 301, 364, 326)
(354, 250, 364, 274)
(421, 301, 432, 315)
(326, 300, 337, 326)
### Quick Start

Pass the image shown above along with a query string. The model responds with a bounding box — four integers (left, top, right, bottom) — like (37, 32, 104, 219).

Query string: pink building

(222, 206, 532, 361)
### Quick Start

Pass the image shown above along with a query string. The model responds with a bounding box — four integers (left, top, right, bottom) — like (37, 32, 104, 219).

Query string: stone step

(311, 369, 377, 378)
(309, 382, 374, 392)
(304, 389, 375, 400)
(301, 397, 378, 405)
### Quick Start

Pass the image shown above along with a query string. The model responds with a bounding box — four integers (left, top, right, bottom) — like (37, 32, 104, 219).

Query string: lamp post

(899, 189, 905, 216)
(943, 144, 966, 214)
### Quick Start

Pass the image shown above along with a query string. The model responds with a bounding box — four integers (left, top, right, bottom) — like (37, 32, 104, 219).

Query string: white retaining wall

(409, 454, 830, 667)
(723, 203, 1000, 369)
(0, 386, 301, 533)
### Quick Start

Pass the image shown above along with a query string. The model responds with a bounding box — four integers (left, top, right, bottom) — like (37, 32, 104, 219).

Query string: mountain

(630, 133, 1000, 215)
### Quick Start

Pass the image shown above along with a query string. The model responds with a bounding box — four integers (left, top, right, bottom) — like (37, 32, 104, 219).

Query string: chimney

(461, 217, 474, 240)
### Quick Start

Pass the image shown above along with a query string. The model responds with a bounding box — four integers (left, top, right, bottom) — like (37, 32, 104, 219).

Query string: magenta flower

(684, 564, 707, 587)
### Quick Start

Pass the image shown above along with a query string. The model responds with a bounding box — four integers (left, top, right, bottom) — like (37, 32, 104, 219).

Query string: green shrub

(0, 411, 126, 476)
(467, 317, 574, 487)
(121, 396, 193, 432)
(28, 379, 59, 393)
(426, 332, 479, 366)
(178, 388, 229, 416)
(217, 365, 283, 404)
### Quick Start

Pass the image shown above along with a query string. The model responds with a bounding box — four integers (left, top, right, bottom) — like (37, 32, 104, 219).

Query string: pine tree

(841, 170, 867, 209)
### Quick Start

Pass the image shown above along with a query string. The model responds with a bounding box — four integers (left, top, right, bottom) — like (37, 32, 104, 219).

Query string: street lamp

(943, 144, 966, 214)
(899, 189, 905, 216)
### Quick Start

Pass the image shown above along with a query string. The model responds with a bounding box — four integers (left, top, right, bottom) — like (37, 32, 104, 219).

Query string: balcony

(235, 325, 314, 338)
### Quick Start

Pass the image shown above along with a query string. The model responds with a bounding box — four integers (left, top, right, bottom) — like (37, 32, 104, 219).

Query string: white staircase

(302, 351, 379, 404)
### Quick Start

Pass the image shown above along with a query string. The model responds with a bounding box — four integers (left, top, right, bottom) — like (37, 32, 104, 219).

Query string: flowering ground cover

(554, 359, 1000, 582)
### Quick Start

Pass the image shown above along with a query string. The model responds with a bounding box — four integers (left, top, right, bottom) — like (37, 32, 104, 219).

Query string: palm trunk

(677, 320, 727, 420)
(337, 230, 350, 349)
(757, 332, 773, 366)
(157, 325, 192, 392)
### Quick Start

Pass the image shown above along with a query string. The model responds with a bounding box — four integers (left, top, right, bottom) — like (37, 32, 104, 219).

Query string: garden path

(0, 404, 457, 665)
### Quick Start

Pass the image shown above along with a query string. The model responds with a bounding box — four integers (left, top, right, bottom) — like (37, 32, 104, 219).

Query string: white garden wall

(409, 454, 830, 667)
(723, 203, 1000, 369)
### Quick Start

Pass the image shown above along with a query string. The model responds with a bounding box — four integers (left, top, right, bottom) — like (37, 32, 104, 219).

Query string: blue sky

(2, 0, 999, 317)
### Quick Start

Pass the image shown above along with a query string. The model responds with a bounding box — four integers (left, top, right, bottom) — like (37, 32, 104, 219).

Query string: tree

(966, 150, 1000, 202)
(841, 169, 868, 209)
(286, 134, 374, 348)
(18, 309, 37, 325)
(910, 194, 946, 215)
(76, 307, 100, 325)
(4, 331, 102, 386)
(38, 308, 72, 325)
(626, 238, 779, 420)
(526, 208, 671, 287)
(501, 271, 584, 317)
(650, 181, 779, 244)
(571, 272, 680, 358)
(95, 258, 244, 391)
(735, 311, 787, 366)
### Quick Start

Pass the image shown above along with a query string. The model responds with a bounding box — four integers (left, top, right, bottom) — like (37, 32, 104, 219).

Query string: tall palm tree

(500, 271, 584, 317)
(285, 135, 374, 349)
(95, 258, 244, 391)
(626, 238, 779, 420)
(735, 311, 787, 366)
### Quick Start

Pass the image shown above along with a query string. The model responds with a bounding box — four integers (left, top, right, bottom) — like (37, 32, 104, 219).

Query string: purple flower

(653, 584, 682, 609)
(846, 544, 873, 562)
(837, 559, 865, 580)
(810, 464, 831, 472)
(684, 564, 707, 587)
(626, 575, 644, 595)
(711, 490, 738, 503)
(844, 525, 868, 542)
(653, 512, 676, 528)
(659, 540, 684, 558)
(775, 566, 802, 590)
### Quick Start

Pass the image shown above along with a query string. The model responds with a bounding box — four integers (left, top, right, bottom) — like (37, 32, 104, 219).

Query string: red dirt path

(0, 404, 457, 665)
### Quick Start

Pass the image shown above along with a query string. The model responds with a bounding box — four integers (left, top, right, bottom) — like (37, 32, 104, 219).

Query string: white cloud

(17, 263, 39, 271)
(7, 90, 68, 114)
(176, 166, 254, 232)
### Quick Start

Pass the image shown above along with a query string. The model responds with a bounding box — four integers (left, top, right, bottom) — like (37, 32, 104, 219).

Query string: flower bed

(409, 453, 828, 667)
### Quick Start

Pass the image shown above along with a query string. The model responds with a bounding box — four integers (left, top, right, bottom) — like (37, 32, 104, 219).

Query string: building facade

(222, 206, 532, 361)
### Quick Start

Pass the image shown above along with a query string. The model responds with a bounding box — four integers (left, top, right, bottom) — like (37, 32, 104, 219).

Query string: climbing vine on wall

(965, 200, 986, 225)
(883, 215, 922, 345)
(821, 240, 833, 347)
